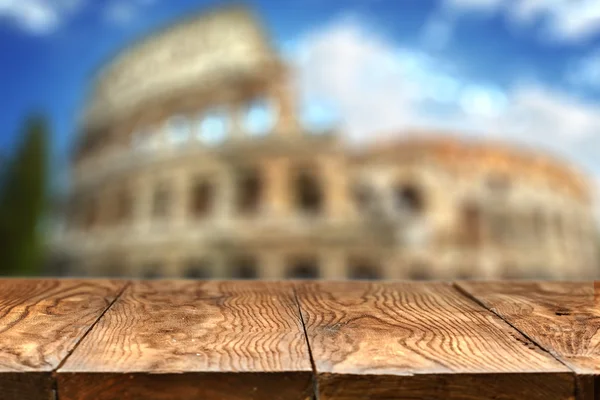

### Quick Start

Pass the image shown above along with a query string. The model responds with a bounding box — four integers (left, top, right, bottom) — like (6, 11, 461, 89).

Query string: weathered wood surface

(458, 281, 600, 400)
(296, 281, 575, 400)
(1, 279, 598, 400)
(0, 279, 125, 400)
(56, 280, 313, 400)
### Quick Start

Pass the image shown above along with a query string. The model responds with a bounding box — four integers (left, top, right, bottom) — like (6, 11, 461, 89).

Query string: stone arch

(408, 262, 432, 281)
(183, 258, 213, 279)
(229, 255, 258, 279)
(287, 256, 319, 279)
(395, 183, 426, 214)
(293, 166, 323, 214)
(347, 257, 381, 280)
(236, 166, 263, 215)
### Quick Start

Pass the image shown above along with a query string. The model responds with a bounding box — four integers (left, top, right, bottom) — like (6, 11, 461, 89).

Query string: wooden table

(0, 280, 597, 400)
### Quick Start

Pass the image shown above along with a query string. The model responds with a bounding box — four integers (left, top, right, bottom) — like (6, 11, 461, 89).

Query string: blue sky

(2, 0, 600, 194)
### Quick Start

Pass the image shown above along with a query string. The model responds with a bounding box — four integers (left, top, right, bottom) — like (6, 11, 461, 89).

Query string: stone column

(216, 167, 235, 228)
(545, 211, 564, 278)
(97, 185, 114, 230)
(163, 256, 182, 278)
(229, 102, 247, 140)
(585, 222, 599, 278)
(270, 74, 298, 135)
(263, 157, 290, 220)
(130, 263, 144, 279)
(211, 251, 229, 279)
(384, 253, 406, 280)
(172, 169, 190, 228)
(551, 211, 563, 255)
(258, 251, 285, 279)
(572, 219, 591, 279)
(476, 208, 491, 254)
(134, 175, 153, 233)
(320, 249, 346, 279)
(478, 253, 500, 279)
(321, 156, 349, 222)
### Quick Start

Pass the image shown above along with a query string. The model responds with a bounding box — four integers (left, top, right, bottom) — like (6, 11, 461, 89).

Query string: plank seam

(452, 282, 583, 399)
(50, 280, 131, 399)
(293, 284, 320, 400)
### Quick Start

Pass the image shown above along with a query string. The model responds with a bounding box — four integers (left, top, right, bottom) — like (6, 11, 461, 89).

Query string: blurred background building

(48, 6, 598, 279)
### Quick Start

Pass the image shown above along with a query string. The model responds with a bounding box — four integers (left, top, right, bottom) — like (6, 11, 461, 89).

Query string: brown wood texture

(0, 279, 126, 400)
(296, 281, 575, 400)
(57, 280, 313, 400)
(458, 281, 600, 400)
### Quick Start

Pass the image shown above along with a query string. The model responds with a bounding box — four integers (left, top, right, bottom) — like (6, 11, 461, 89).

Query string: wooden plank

(296, 281, 575, 400)
(458, 281, 600, 400)
(0, 279, 126, 400)
(57, 280, 313, 400)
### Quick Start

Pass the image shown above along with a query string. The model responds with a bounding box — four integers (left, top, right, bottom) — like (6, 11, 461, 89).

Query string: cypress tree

(0, 115, 49, 276)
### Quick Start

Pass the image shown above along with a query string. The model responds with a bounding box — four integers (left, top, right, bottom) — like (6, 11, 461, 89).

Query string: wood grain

(458, 281, 600, 400)
(0, 279, 125, 400)
(296, 281, 575, 400)
(56, 280, 313, 400)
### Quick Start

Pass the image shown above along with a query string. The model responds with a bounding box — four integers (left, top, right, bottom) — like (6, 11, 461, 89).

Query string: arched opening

(103, 259, 125, 278)
(456, 270, 473, 280)
(45, 253, 73, 277)
(152, 184, 170, 218)
(409, 264, 431, 281)
(532, 208, 545, 240)
(199, 108, 229, 146)
(395, 184, 424, 214)
(351, 182, 372, 211)
(68, 196, 83, 231)
(142, 263, 162, 280)
(555, 213, 565, 243)
(487, 173, 511, 193)
(191, 179, 214, 219)
(115, 188, 132, 223)
(287, 257, 319, 279)
(527, 265, 552, 280)
(348, 257, 381, 280)
(184, 259, 212, 279)
(132, 127, 159, 152)
(168, 115, 191, 146)
(500, 263, 520, 279)
(244, 99, 277, 136)
(489, 209, 510, 245)
(84, 197, 98, 230)
(230, 255, 258, 279)
(294, 168, 323, 214)
(236, 167, 263, 215)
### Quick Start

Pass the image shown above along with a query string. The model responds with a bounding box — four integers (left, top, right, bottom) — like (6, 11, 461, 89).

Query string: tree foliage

(0, 115, 49, 276)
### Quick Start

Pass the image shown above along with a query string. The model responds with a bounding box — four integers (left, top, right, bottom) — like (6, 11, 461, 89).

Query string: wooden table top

(0, 279, 597, 400)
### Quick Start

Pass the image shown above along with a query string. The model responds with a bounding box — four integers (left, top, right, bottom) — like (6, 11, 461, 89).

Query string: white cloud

(105, 2, 135, 24)
(294, 18, 418, 141)
(458, 84, 600, 163)
(543, 1, 600, 42)
(0, 0, 79, 34)
(295, 17, 600, 179)
(567, 50, 600, 89)
(0, 0, 157, 31)
(0, 0, 82, 34)
(459, 84, 508, 118)
(104, 0, 157, 25)
(425, 0, 600, 46)
(445, 0, 504, 12)
(294, 17, 471, 142)
(421, 13, 455, 50)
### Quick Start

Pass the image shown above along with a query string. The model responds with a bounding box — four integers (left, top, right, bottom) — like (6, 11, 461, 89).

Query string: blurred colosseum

(50, 5, 599, 279)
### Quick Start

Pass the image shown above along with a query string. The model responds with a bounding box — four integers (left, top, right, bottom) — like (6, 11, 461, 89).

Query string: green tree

(0, 115, 49, 276)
